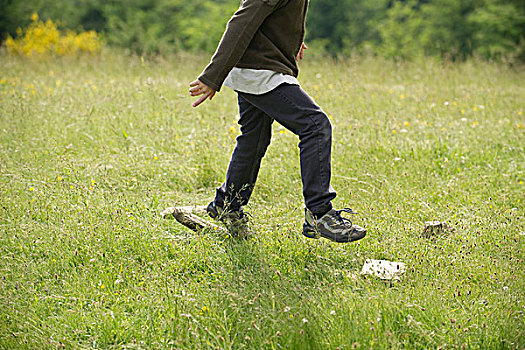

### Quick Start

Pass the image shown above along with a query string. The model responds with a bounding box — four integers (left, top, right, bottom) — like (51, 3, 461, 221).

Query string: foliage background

(1, 0, 524, 61)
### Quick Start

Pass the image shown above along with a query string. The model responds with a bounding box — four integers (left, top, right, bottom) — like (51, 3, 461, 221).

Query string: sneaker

(303, 208, 366, 243)
(206, 201, 252, 238)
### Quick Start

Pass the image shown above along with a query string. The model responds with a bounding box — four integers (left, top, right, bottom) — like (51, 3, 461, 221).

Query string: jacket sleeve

(198, 0, 282, 92)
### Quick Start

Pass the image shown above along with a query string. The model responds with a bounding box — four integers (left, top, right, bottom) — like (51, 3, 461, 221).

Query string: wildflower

(518, 111, 522, 116)
(199, 306, 208, 315)
(57, 176, 62, 181)
(154, 155, 158, 160)
(404, 121, 410, 127)
(400, 94, 405, 99)
(29, 187, 34, 191)
(392, 130, 397, 134)
(302, 318, 308, 323)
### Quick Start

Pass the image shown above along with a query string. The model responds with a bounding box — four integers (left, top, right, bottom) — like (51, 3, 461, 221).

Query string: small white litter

(360, 259, 406, 280)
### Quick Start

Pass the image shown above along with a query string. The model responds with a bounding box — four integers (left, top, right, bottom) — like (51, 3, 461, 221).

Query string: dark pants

(214, 83, 336, 216)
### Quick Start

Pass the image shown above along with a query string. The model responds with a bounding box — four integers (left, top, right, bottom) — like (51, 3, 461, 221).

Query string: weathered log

(161, 206, 223, 232)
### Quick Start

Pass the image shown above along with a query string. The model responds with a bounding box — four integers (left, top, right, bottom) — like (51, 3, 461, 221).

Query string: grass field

(0, 52, 524, 349)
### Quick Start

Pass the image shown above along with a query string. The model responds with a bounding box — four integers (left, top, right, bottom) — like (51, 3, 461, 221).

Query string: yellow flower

(29, 187, 34, 191)
(404, 121, 410, 127)
(57, 176, 62, 181)
(31, 13, 39, 22)
(392, 130, 397, 134)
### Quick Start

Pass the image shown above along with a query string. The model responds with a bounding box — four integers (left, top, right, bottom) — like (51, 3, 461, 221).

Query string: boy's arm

(197, 0, 283, 92)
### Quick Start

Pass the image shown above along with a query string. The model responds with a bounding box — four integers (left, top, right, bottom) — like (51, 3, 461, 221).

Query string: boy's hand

(297, 42, 307, 61)
(189, 80, 216, 107)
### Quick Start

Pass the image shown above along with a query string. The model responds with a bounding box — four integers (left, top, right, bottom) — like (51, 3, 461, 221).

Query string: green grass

(0, 52, 524, 349)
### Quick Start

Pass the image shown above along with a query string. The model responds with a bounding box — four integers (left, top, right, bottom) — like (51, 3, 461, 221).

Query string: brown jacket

(198, 0, 309, 92)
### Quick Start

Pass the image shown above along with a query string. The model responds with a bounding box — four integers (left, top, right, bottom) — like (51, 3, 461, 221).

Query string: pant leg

(237, 84, 336, 215)
(214, 94, 274, 211)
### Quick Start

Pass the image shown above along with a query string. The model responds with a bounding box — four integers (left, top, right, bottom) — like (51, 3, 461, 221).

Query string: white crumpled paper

(360, 259, 406, 280)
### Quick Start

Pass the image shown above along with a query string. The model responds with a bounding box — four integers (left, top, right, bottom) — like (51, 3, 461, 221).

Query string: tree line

(1, 0, 524, 61)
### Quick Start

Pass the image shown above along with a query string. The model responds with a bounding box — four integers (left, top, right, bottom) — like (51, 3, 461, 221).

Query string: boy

(189, 0, 366, 243)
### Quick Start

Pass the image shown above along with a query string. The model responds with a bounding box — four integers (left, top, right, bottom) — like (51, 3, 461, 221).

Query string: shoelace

(334, 208, 357, 227)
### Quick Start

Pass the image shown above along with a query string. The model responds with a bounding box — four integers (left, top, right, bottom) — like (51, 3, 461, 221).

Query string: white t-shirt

(223, 68, 299, 95)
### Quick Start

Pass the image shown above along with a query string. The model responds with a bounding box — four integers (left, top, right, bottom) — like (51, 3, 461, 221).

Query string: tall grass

(0, 52, 523, 349)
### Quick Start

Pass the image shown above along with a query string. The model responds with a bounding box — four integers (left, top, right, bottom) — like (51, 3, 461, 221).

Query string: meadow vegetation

(0, 52, 524, 349)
